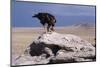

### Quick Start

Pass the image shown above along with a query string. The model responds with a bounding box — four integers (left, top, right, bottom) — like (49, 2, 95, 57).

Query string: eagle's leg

(47, 24, 50, 32)
(42, 23, 47, 33)
(51, 24, 55, 32)
(51, 26, 54, 32)
(43, 25, 47, 33)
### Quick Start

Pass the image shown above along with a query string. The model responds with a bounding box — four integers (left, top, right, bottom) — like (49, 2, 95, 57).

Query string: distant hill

(70, 23, 95, 28)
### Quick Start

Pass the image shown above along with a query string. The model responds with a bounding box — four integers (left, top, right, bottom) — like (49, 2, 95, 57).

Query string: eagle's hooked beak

(32, 14, 37, 18)
(32, 15, 36, 17)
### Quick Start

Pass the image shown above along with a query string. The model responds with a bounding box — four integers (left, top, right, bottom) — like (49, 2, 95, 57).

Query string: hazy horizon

(12, 0, 96, 27)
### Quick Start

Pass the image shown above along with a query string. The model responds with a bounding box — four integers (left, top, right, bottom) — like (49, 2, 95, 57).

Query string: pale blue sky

(12, 0, 96, 27)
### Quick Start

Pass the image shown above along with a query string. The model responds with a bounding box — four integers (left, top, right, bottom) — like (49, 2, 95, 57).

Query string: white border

(0, 0, 10, 67)
(0, 0, 100, 67)
(17, 0, 96, 5)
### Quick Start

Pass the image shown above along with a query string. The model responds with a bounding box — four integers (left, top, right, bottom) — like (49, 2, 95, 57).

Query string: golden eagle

(32, 13, 56, 32)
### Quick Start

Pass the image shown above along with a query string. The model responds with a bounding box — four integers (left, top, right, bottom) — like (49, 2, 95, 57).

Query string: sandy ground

(11, 27, 96, 63)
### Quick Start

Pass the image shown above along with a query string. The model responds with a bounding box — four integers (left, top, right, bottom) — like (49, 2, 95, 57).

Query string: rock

(13, 32, 95, 65)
